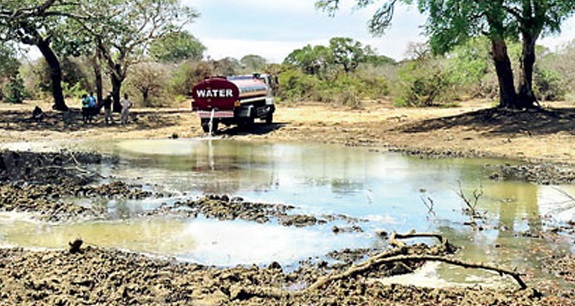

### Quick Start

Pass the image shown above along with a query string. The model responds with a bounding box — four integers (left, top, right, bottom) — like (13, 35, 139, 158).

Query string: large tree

(284, 44, 333, 75)
(285, 38, 377, 75)
(240, 54, 268, 73)
(0, 0, 78, 110)
(316, 0, 575, 109)
(77, 0, 199, 111)
(329, 37, 375, 73)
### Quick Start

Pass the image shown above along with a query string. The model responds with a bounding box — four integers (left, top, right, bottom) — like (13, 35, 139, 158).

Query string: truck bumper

(197, 110, 234, 119)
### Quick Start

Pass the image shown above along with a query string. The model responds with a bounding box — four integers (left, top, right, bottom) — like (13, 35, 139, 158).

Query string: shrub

(62, 81, 87, 99)
(316, 73, 363, 107)
(534, 67, 567, 101)
(128, 62, 170, 107)
(3, 75, 27, 104)
(169, 60, 213, 96)
(393, 61, 452, 107)
(277, 68, 321, 101)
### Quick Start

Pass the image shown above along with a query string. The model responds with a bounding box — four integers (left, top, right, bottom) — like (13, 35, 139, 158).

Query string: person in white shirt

(120, 93, 132, 124)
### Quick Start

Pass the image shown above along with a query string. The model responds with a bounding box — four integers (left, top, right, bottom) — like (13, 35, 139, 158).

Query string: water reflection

(0, 216, 369, 266)
(0, 218, 197, 255)
(1, 139, 574, 287)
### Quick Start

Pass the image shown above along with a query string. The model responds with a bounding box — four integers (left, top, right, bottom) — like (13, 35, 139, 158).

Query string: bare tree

(128, 62, 169, 107)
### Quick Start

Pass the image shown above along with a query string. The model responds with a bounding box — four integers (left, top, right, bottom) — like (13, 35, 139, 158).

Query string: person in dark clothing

(102, 92, 114, 125)
(87, 91, 97, 123)
(81, 94, 90, 124)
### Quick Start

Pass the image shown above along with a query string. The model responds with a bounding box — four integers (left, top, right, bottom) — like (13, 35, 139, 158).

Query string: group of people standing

(81, 92, 132, 125)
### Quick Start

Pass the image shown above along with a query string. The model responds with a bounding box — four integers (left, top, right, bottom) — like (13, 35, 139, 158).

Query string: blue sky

(185, 0, 575, 63)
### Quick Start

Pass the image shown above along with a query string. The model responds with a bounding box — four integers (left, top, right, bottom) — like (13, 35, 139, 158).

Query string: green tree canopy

(149, 31, 206, 63)
(284, 44, 333, 75)
(365, 54, 396, 65)
(77, 0, 199, 111)
(240, 54, 268, 73)
(329, 37, 375, 73)
(0, 44, 20, 78)
(0, 0, 85, 110)
(0, 43, 21, 102)
(316, 0, 575, 109)
(285, 38, 381, 75)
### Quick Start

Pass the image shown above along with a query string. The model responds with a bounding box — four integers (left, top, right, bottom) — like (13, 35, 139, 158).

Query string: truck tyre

(238, 117, 254, 130)
(265, 113, 273, 124)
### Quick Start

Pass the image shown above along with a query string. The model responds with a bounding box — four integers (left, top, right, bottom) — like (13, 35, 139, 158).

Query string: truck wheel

(265, 113, 273, 124)
(238, 117, 254, 130)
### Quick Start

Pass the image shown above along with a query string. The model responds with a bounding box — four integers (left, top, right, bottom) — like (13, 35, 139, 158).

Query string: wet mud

(0, 149, 574, 305)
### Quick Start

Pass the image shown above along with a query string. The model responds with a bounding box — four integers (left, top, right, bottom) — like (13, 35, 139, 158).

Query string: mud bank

(1, 242, 573, 305)
(0, 149, 573, 305)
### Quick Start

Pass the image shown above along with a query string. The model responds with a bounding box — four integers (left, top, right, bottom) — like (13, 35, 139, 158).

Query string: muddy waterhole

(1, 139, 574, 290)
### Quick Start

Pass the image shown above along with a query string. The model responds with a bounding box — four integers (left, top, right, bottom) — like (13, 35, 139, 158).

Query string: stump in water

(68, 238, 83, 254)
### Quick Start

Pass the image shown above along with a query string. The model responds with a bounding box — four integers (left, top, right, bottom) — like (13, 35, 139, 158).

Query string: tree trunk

(111, 73, 123, 113)
(97, 40, 125, 113)
(491, 38, 518, 109)
(36, 39, 68, 111)
(92, 49, 103, 109)
(518, 32, 538, 108)
(142, 88, 149, 106)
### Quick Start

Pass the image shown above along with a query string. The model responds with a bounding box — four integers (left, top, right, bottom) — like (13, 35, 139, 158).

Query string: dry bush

(127, 62, 171, 107)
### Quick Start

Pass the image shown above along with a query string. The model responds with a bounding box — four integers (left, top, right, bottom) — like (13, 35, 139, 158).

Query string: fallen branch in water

(40, 165, 105, 179)
(230, 231, 528, 301)
(365, 254, 527, 290)
(389, 230, 455, 253)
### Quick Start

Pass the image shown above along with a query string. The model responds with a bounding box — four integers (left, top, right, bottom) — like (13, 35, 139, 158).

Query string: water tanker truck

(191, 74, 277, 133)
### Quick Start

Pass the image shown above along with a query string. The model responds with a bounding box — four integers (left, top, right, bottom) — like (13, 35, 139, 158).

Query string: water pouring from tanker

(208, 108, 215, 137)
(208, 138, 215, 171)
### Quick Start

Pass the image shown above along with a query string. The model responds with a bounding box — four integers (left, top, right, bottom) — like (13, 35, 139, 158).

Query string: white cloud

(187, 0, 427, 62)
(200, 38, 305, 62)
(186, 0, 316, 14)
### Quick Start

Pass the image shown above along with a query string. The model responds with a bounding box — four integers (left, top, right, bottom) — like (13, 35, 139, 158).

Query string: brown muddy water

(1, 139, 574, 290)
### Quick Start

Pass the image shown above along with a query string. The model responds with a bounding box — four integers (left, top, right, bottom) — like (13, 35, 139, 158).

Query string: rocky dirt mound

(0, 149, 109, 185)
(144, 194, 363, 228)
(486, 163, 575, 185)
(0, 150, 158, 221)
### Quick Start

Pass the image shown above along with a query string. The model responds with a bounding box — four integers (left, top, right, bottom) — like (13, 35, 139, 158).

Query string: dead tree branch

(552, 187, 575, 203)
(389, 230, 456, 253)
(420, 195, 436, 217)
(456, 181, 484, 216)
(368, 255, 528, 290)
(230, 231, 527, 301)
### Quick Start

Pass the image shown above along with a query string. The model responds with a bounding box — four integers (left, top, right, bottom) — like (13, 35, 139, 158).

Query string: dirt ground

(1, 99, 574, 164)
(1, 98, 575, 305)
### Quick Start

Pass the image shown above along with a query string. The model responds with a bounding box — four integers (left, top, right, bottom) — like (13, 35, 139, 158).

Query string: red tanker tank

(191, 77, 240, 112)
(191, 74, 277, 133)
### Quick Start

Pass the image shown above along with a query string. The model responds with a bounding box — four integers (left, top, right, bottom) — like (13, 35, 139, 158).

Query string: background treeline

(1, 34, 574, 108)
